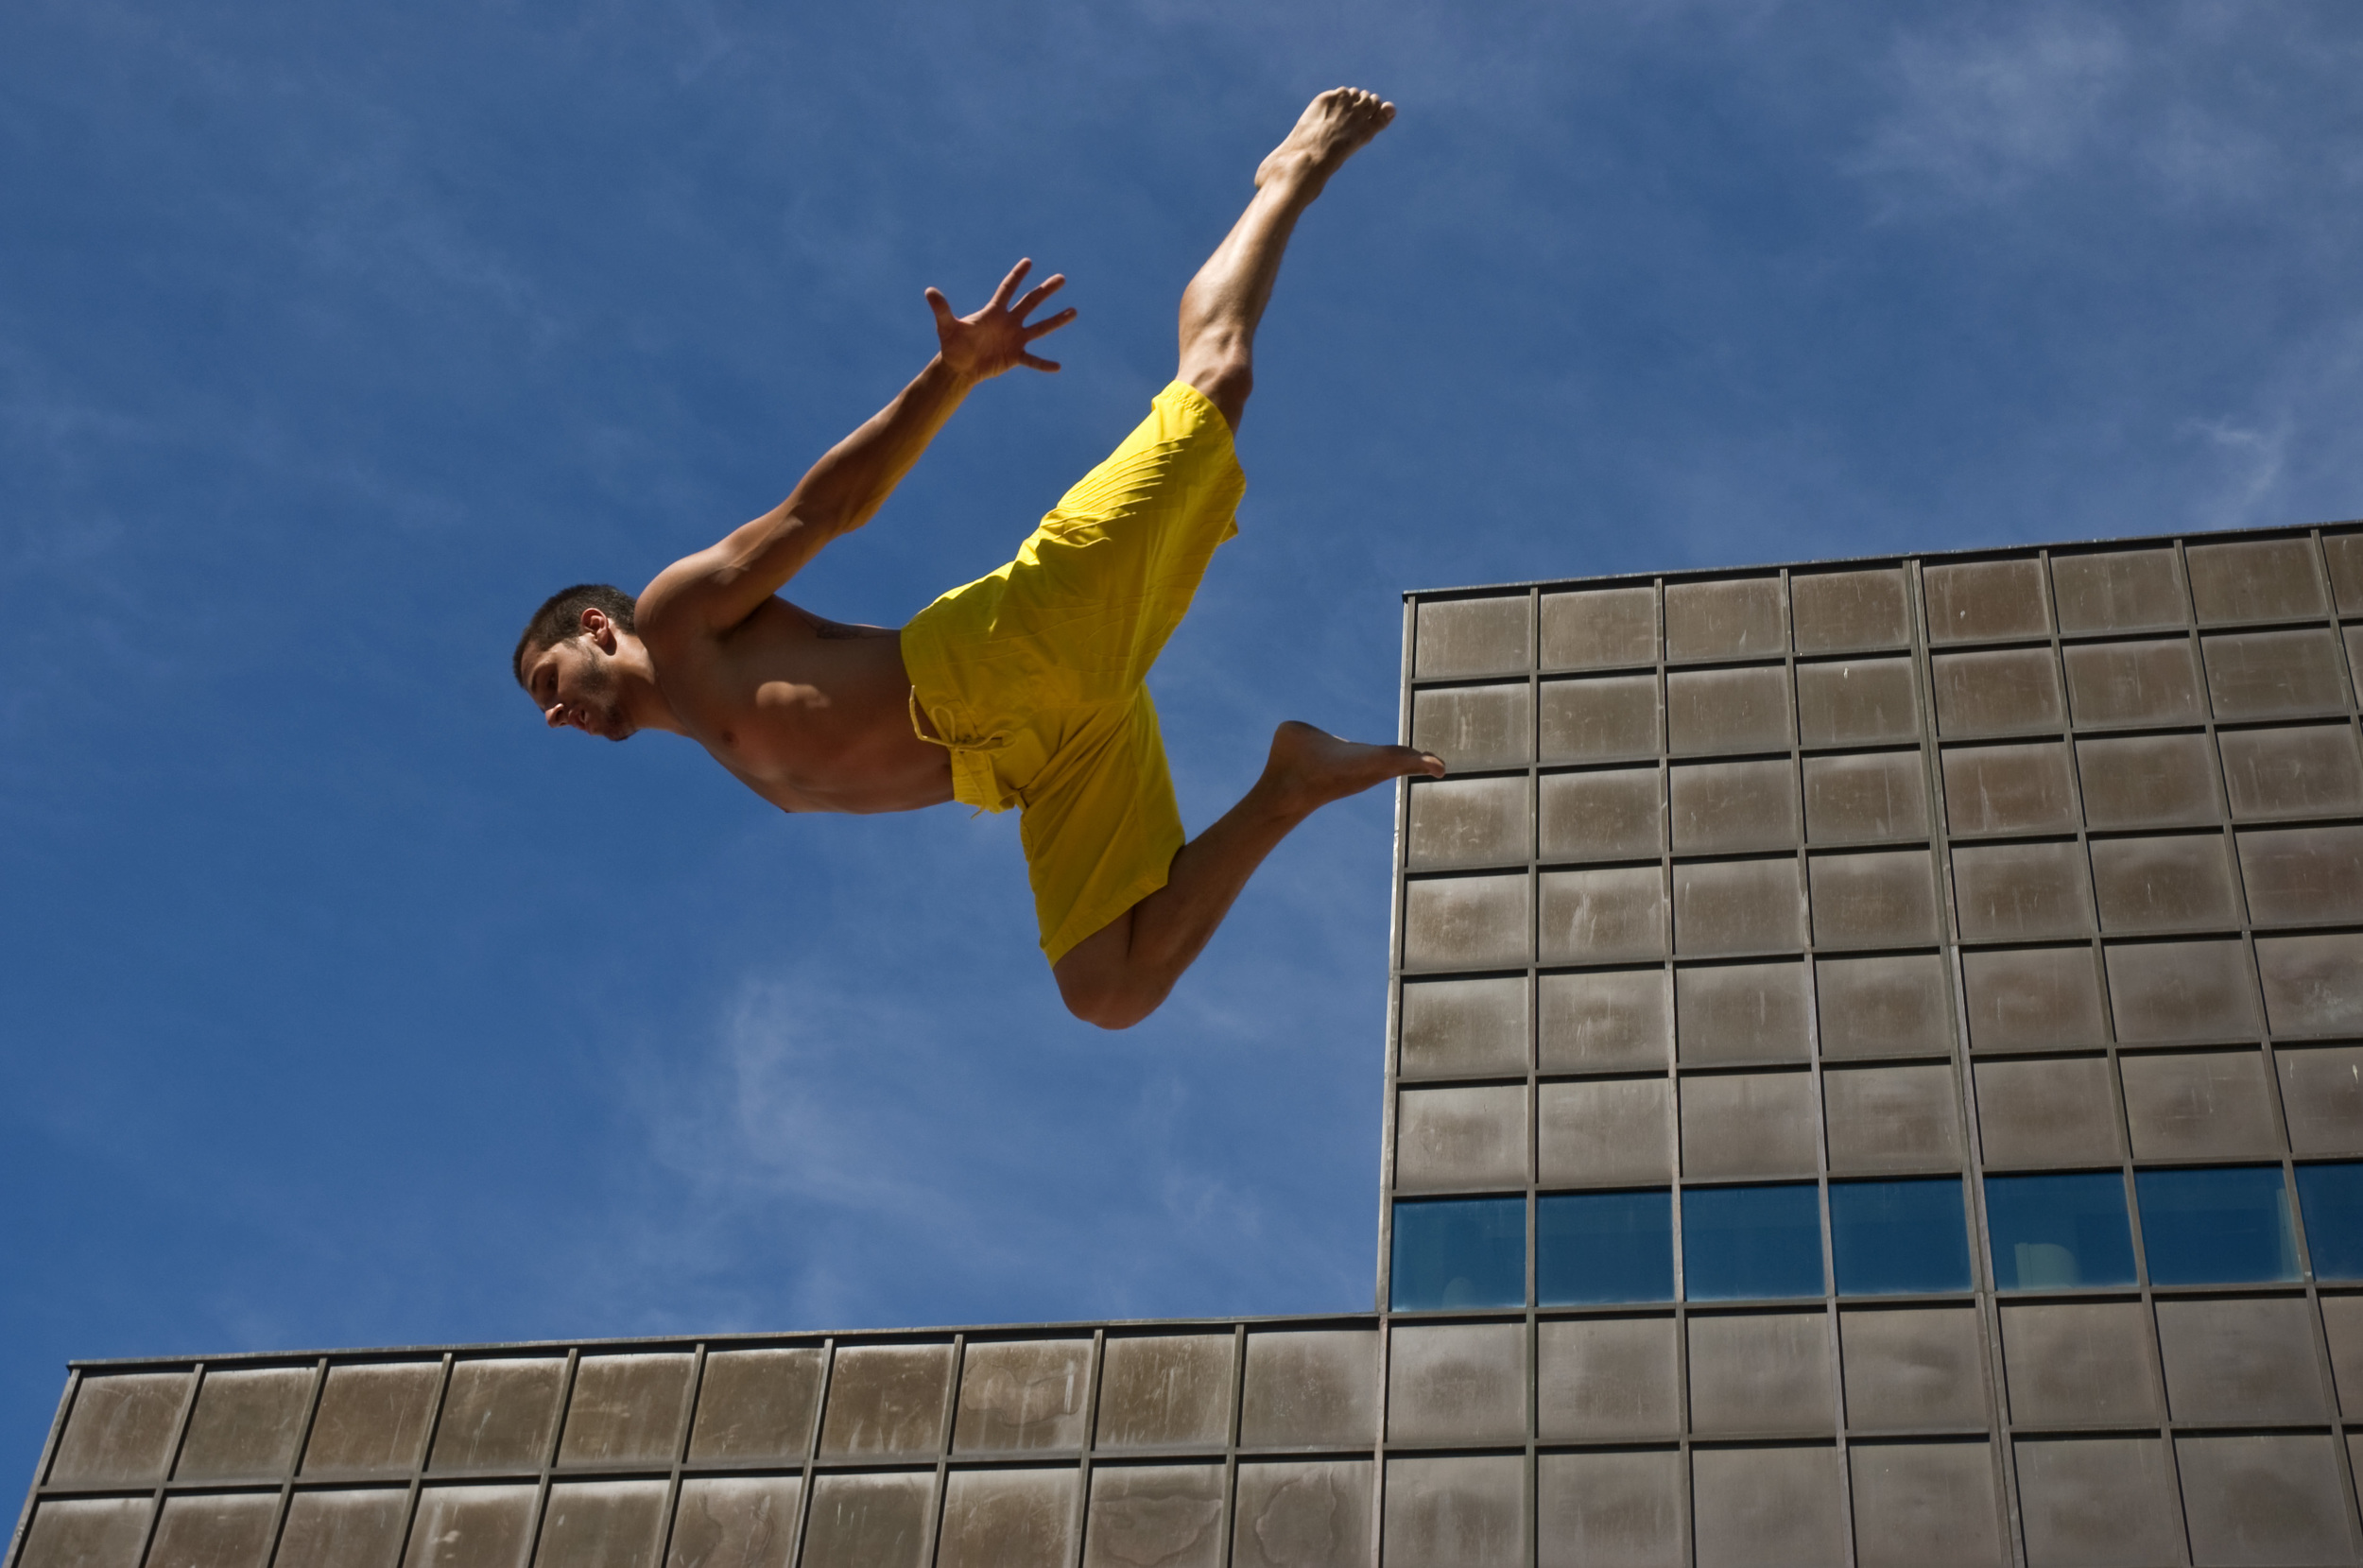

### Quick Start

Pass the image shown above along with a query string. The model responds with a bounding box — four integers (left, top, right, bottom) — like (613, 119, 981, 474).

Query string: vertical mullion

(257, 1359, 330, 1568)
(8, 1368, 80, 1568)
(648, 1343, 707, 1568)
(1916, 556, 2027, 1568)
(1221, 1323, 1247, 1568)
(391, 1353, 456, 1568)
(129, 1361, 204, 1568)
(519, 1348, 581, 1567)
(1070, 1330, 1105, 1568)
(786, 1338, 835, 1568)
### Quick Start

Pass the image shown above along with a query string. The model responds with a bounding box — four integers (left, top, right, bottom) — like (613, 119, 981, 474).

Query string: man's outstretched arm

(638, 258, 1076, 636)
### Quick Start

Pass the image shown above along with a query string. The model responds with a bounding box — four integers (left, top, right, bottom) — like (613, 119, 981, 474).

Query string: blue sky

(7, 0, 2363, 1486)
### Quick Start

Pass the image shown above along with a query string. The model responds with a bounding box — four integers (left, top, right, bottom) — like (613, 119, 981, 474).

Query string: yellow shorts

(900, 381, 1247, 965)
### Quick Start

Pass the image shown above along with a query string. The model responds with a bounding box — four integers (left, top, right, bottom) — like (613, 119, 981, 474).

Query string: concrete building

(14, 523, 2363, 1567)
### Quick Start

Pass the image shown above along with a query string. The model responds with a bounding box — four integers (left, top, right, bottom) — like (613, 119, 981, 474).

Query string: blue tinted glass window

(1831, 1179, 1972, 1295)
(1682, 1183, 1823, 1301)
(1984, 1173, 2138, 1290)
(2297, 1163, 2363, 1281)
(2137, 1166, 2298, 1285)
(1390, 1197, 1526, 1311)
(1538, 1191, 1674, 1304)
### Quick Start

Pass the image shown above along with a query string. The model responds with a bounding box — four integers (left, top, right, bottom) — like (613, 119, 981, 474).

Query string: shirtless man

(514, 88, 1442, 1028)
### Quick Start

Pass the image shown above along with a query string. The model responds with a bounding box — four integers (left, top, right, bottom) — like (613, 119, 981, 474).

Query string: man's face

(522, 634, 634, 742)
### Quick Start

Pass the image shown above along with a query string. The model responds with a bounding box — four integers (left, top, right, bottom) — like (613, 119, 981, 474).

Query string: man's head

(514, 583, 643, 741)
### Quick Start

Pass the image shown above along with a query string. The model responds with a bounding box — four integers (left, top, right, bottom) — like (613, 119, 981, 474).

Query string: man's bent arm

(639, 260, 1075, 639)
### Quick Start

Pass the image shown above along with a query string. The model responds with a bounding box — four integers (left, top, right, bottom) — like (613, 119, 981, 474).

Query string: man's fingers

(989, 258, 1032, 309)
(924, 286, 957, 327)
(1022, 306, 1078, 341)
(1019, 353, 1061, 372)
(1010, 274, 1065, 319)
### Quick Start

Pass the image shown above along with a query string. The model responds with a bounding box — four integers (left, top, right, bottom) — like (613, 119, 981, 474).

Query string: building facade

(14, 524, 2363, 1567)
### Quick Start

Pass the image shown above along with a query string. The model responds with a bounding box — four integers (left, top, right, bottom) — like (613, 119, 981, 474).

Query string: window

(2136, 1166, 2298, 1285)
(1538, 1190, 1673, 1305)
(1390, 1197, 1525, 1311)
(2297, 1163, 2363, 1280)
(1682, 1184, 1823, 1301)
(1984, 1172, 2137, 1290)
(1831, 1179, 1972, 1295)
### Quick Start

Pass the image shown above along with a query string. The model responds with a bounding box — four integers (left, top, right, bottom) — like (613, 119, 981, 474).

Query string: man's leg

(1050, 89, 1422, 1030)
(1055, 723, 1443, 1030)
(1177, 87, 1396, 431)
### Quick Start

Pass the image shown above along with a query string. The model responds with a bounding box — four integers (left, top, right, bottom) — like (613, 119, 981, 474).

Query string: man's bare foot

(1261, 719, 1443, 818)
(1255, 87, 1396, 195)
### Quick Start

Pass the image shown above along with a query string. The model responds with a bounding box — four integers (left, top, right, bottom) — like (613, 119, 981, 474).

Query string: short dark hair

(514, 583, 637, 685)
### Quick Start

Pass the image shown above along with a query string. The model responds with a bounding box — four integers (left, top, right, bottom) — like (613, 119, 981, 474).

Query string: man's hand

(925, 259, 1078, 382)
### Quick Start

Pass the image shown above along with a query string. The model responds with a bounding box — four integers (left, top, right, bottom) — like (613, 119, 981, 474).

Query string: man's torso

(651, 596, 956, 815)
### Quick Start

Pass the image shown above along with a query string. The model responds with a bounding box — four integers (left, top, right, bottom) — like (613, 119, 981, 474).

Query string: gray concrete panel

(1672, 858, 1808, 956)
(1536, 1450, 1684, 1568)
(1960, 946, 2109, 1050)
(1394, 1085, 1528, 1194)
(2218, 724, 2363, 818)
(2174, 1433, 2355, 1568)
(1539, 968, 1670, 1073)
(2012, 1438, 2186, 1568)
(2154, 1295, 2329, 1424)
(1839, 1306, 1989, 1431)
(2256, 932, 2363, 1036)
(935, 1468, 1079, 1568)
(303, 1362, 441, 1476)
(535, 1480, 667, 1568)
(2277, 1045, 2363, 1155)
(953, 1338, 1093, 1452)
(1095, 1335, 1233, 1451)
(174, 1366, 312, 1482)
(1973, 1056, 2124, 1167)
(1540, 767, 1664, 861)
(144, 1491, 279, 1568)
(1399, 975, 1528, 1080)
(1081, 1465, 1225, 1568)
(1542, 586, 1657, 670)
(1804, 751, 1931, 844)
(429, 1359, 566, 1473)
(275, 1489, 411, 1568)
(1386, 1322, 1525, 1445)
(1665, 667, 1792, 756)
(799, 1473, 934, 1568)
(2105, 938, 2262, 1044)
(1933, 648, 2065, 738)
(1231, 1461, 1371, 1568)
(1791, 566, 1911, 654)
(1238, 1330, 1377, 1449)
(2000, 1301, 2162, 1428)
(1401, 873, 1531, 973)
(2052, 547, 2188, 634)
(1690, 1444, 1845, 1568)
(816, 1344, 953, 1459)
(403, 1484, 538, 1568)
(1381, 1456, 1525, 1568)
(1809, 849, 1941, 949)
(2077, 732, 2220, 830)
(1539, 866, 1664, 966)
(1849, 1439, 2006, 1568)
(1414, 596, 1530, 680)
(664, 1476, 801, 1568)
(1816, 953, 1954, 1060)
(2186, 537, 2328, 623)
(16, 1498, 153, 1568)
(1539, 1077, 1674, 1187)
(1687, 1312, 1836, 1436)
(1796, 657, 1921, 747)
(2062, 639, 2205, 727)
(1942, 741, 2078, 836)
(1670, 759, 1800, 854)
(2090, 835, 2242, 935)
(2203, 629, 2350, 719)
(1406, 776, 1531, 870)
(1537, 1317, 1681, 1441)
(1925, 559, 2050, 644)
(1666, 577, 1787, 662)
(46, 1371, 192, 1490)
(1681, 1071, 1820, 1180)
(1540, 676, 1658, 765)
(685, 1349, 822, 1465)
(1676, 960, 1813, 1064)
(1411, 684, 1531, 773)
(2118, 1050, 2282, 1161)
(558, 1354, 694, 1469)
(1824, 1064, 1965, 1174)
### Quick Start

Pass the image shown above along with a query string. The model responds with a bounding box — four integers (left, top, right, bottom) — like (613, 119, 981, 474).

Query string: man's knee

(1184, 358, 1251, 433)
(1052, 954, 1167, 1031)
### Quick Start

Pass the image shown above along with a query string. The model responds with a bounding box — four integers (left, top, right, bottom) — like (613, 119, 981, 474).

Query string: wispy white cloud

(1853, 13, 2130, 207)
